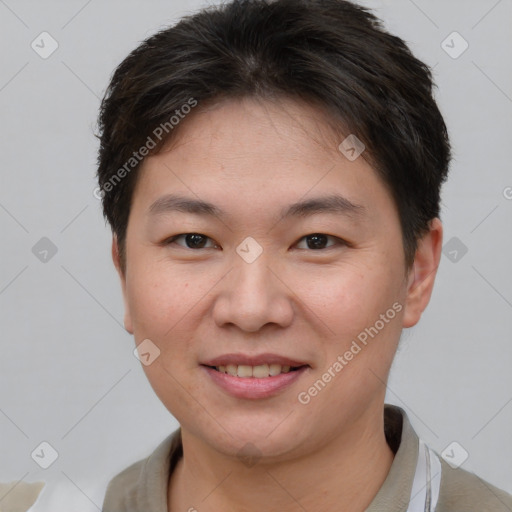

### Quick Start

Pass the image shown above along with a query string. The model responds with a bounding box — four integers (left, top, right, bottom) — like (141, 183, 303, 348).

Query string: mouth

(200, 353, 311, 399)
(203, 363, 308, 378)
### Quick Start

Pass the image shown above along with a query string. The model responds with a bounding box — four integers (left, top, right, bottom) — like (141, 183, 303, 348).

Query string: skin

(112, 96, 443, 512)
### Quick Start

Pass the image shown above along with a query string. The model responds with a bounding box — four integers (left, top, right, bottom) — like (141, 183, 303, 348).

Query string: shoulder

(102, 456, 151, 510)
(436, 458, 512, 512)
(102, 429, 182, 512)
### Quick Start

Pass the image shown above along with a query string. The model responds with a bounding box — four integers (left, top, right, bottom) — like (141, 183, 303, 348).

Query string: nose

(212, 251, 294, 333)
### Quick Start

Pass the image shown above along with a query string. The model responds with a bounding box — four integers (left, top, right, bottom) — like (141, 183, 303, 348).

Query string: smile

(201, 364, 309, 399)
(209, 363, 305, 378)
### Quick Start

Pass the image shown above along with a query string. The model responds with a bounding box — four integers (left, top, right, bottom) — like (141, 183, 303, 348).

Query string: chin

(199, 421, 308, 462)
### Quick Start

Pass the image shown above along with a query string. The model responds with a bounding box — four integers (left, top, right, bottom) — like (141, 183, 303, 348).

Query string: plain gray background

(0, 0, 511, 509)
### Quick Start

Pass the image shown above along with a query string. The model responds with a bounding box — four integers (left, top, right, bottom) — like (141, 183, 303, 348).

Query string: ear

(112, 236, 134, 334)
(402, 218, 443, 328)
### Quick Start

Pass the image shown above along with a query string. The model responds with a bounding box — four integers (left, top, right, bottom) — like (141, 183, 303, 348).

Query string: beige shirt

(102, 405, 512, 511)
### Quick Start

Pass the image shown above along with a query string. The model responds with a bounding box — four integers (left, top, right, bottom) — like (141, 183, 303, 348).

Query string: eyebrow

(148, 193, 366, 220)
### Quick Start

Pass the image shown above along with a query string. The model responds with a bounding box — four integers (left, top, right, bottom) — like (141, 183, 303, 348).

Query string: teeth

(214, 364, 296, 378)
(226, 364, 237, 376)
(237, 365, 253, 378)
(269, 364, 282, 376)
(253, 364, 269, 378)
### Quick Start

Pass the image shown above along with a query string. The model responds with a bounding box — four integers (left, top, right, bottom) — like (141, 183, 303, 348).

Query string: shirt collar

(134, 404, 419, 512)
(366, 404, 420, 511)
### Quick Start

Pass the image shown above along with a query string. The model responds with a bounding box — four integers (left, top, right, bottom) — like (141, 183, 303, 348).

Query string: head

(96, 0, 450, 460)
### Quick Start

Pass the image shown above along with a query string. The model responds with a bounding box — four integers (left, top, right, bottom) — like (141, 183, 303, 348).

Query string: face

(114, 97, 440, 462)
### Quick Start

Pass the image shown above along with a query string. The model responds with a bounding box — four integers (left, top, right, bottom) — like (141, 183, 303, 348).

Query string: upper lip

(201, 353, 309, 367)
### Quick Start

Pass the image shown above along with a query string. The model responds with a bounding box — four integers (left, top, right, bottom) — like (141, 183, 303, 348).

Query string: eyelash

(162, 233, 348, 251)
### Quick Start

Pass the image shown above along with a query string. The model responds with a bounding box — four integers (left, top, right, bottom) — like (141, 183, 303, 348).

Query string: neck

(168, 407, 395, 512)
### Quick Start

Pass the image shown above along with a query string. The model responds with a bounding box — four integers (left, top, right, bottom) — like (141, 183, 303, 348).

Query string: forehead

(131, 97, 396, 226)
(180, 97, 344, 160)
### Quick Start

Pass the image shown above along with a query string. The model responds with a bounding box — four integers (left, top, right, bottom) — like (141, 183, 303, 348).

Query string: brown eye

(295, 233, 344, 250)
(165, 233, 217, 249)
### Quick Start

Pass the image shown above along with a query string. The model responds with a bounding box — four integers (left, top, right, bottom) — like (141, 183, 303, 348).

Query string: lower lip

(201, 365, 309, 400)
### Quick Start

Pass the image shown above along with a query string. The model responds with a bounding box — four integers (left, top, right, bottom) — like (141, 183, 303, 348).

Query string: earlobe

(402, 218, 443, 328)
(111, 236, 134, 334)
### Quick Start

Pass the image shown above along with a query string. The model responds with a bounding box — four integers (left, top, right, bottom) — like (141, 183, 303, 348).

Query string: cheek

(125, 264, 196, 338)
(127, 268, 206, 392)
(294, 262, 401, 340)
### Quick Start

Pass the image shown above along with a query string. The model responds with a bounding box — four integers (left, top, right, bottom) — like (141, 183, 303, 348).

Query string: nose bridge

(213, 244, 293, 332)
(232, 235, 275, 294)
(235, 249, 273, 295)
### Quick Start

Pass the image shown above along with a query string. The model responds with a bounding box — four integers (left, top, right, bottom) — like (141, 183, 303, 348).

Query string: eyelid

(162, 233, 349, 250)
(294, 234, 348, 250)
(163, 233, 219, 249)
